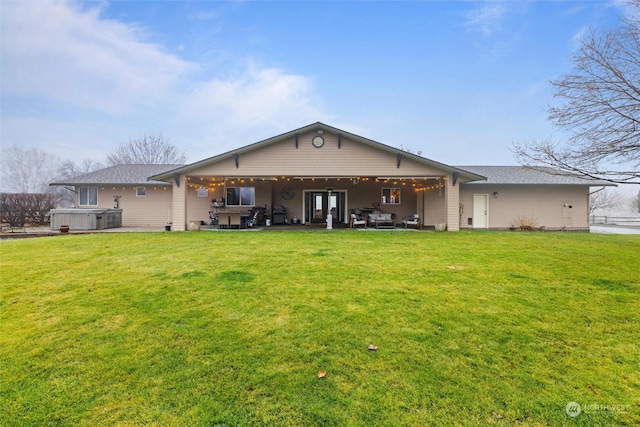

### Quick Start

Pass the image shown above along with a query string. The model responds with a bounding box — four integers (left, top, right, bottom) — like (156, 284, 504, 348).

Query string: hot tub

(50, 209, 122, 231)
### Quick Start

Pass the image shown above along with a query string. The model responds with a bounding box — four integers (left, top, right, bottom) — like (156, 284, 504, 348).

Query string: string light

(414, 182, 446, 192)
(182, 175, 447, 192)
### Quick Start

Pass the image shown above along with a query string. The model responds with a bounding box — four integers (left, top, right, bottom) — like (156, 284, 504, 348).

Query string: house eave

(50, 180, 172, 187)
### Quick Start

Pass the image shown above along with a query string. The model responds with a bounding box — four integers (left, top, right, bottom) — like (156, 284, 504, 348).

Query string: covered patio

(170, 172, 460, 231)
(150, 123, 484, 231)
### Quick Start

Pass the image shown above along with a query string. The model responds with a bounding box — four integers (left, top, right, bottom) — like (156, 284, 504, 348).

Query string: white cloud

(166, 63, 330, 159)
(0, 0, 328, 162)
(182, 64, 324, 126)
(464, 1, 508, 37)
(1, 0, 193, 114)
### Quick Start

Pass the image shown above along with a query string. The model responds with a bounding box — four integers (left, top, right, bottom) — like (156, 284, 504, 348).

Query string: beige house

(52, 122, 613, 231)
(457, 166, 602, 231)
(50, 164, 179, 228)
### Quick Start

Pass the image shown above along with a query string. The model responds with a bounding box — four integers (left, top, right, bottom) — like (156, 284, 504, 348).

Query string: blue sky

(0, 0, 627, 168)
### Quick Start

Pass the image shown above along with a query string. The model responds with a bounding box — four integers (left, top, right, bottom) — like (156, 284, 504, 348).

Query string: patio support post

(445, 173, 460, 231)
(172, 174, 187, 231)
(326, 188, 333, 229)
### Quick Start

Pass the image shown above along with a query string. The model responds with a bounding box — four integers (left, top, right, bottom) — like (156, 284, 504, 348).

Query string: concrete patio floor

(3, 224, 639, 239)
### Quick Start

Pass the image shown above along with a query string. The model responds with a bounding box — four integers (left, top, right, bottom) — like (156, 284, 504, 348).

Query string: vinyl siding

(423, 187, 446, 226)
(444, 174, 460, 231)
(459, 184, 590, 230)
(94, 185, 172, 227)
(172, 175, 187, 230)
(191, 130, 445, 177)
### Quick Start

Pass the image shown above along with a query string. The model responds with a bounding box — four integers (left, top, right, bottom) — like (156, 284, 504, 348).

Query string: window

(79, 187, 98, 206)
(226, 187, 255, 206)
(197, 187, 208, 198)
(136, 186, 146, 197)
(382, 188, 401, 204)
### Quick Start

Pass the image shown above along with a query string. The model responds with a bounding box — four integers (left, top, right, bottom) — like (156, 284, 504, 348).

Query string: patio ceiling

(185, 175, 448, 192)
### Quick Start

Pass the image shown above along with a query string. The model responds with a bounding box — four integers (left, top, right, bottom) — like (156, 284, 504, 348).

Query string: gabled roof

(457, 166, 617, 186)
(149, 122, 486, 182)
(50, 164, 183, 186)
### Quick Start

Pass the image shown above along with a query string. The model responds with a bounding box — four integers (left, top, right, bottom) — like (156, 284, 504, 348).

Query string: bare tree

(58, 159, 104, 178)
(106, 133, 187, 165)
(630, 189, 640, 213)
(514, 1, 640, 184)
(0, 145, 60, 193)
(589, 188, 624, 213)
(52, 159, 105, 207)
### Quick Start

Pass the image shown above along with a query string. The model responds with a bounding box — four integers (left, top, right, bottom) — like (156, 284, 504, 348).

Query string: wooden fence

(590, 215, 640, 226)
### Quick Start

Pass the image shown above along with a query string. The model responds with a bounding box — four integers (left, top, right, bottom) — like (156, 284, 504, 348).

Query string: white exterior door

(473, 194, 488, 228)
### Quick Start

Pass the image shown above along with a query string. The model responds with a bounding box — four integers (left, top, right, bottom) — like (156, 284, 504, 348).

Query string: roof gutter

(589, 186, 607, 196)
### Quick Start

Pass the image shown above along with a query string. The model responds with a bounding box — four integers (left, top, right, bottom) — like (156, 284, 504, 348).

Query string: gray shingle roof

(50, 164, 182, 186)
(50, 163, 616, 187)
(457, 166, 616, 186)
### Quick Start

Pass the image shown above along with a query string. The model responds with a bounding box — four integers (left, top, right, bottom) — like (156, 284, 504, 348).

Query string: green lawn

(1, 231, 638, 426)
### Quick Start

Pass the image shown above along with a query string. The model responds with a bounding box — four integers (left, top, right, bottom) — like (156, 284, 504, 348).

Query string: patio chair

(350, 213, 367, 228)
(403, 213, 421, 229)
(245, 211, 258, 228)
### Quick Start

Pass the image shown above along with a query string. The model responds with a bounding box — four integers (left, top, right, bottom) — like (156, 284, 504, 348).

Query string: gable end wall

(190, 131, 446, 177)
